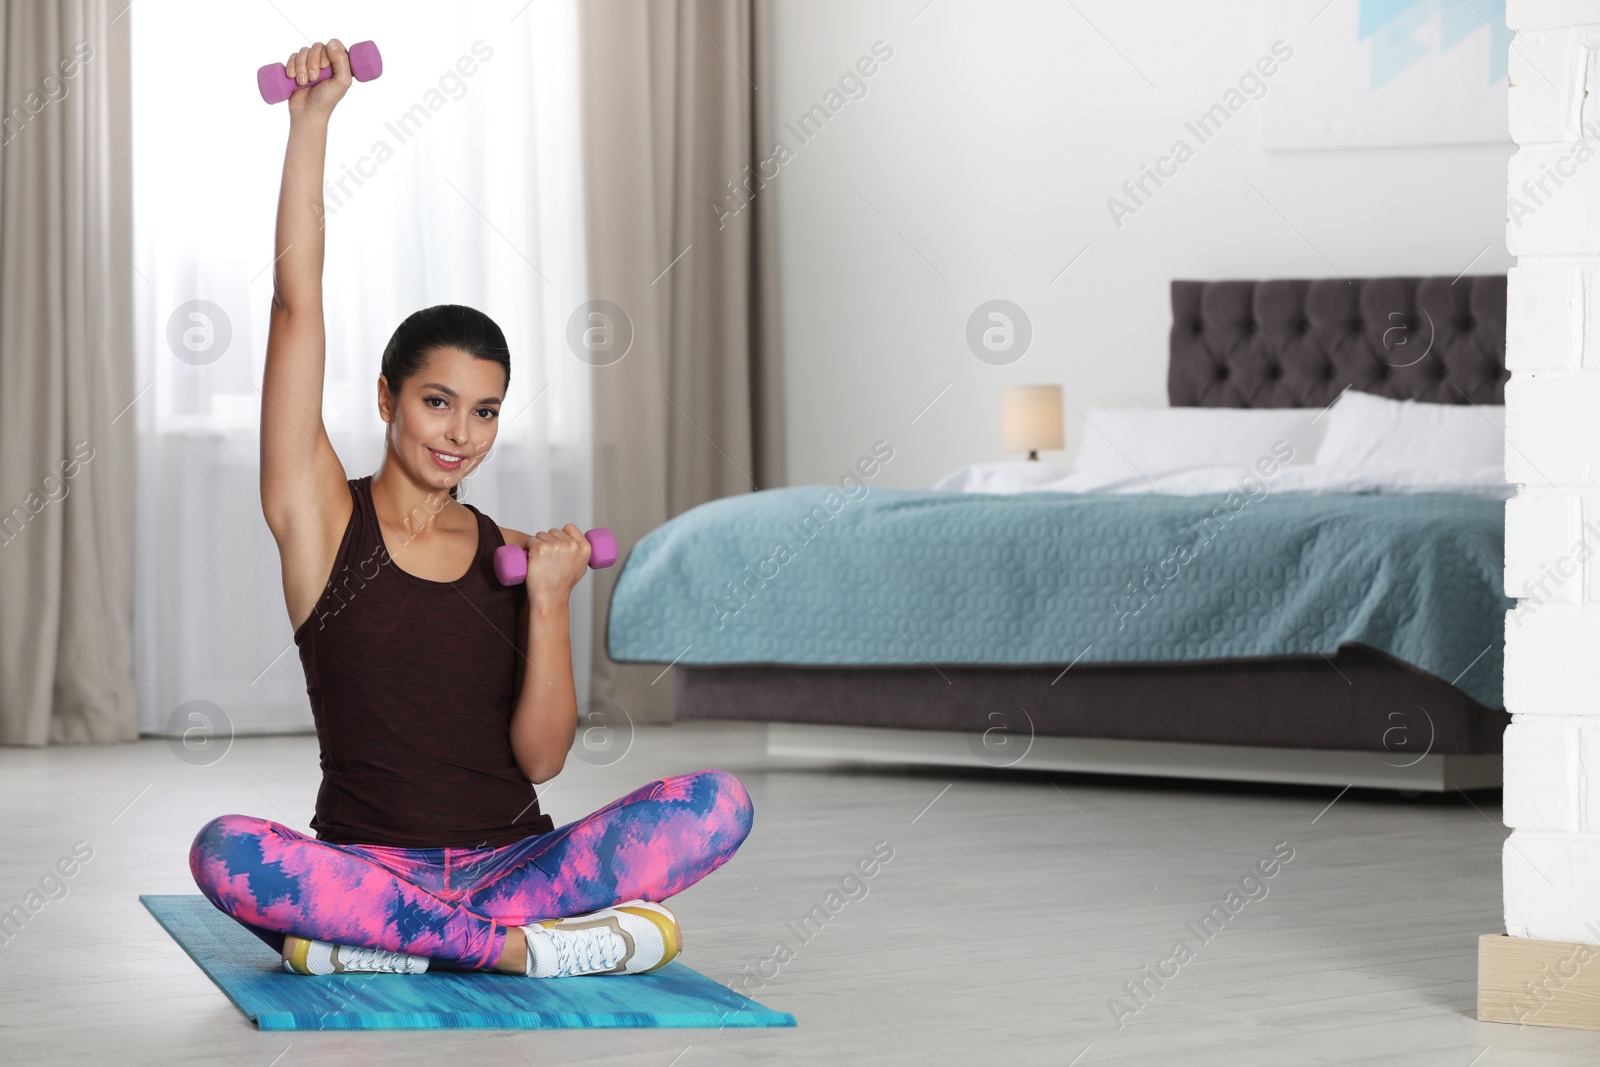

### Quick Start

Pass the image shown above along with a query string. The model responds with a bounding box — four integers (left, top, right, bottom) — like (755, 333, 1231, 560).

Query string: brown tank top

(293, 475, 556, 848)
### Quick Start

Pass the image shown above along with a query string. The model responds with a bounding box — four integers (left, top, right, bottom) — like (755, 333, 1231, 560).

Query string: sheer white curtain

(129, 2, 591, 735)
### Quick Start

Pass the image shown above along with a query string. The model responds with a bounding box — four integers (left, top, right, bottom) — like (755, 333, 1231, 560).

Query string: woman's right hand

(284, 39, 352, 118)
(261, 37, 353, 632)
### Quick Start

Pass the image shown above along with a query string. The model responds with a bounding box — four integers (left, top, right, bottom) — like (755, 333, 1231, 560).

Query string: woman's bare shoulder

(497, 524, 529, 549)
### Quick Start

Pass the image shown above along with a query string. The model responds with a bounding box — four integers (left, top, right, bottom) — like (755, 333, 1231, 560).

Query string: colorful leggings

(188, 768, 753, 971)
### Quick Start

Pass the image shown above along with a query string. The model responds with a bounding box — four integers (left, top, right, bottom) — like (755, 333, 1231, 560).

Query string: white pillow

(1314, 390, 1503, 471)
(1071, 406, 1325, 480)
(935, 461, 1072, 493)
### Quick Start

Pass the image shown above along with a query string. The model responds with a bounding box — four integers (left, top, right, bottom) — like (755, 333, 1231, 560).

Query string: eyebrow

(421, 382, 502, 405)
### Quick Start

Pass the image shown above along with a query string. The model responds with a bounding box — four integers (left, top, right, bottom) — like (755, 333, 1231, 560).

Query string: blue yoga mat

(141, 894, 796, 1031)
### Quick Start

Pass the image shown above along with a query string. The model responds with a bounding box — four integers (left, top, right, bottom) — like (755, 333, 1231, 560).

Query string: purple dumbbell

(494, 528, 618, 586)
(258, 40, 383, 105)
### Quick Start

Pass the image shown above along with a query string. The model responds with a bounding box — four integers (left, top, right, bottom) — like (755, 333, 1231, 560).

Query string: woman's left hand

(523, 524, 591, 608)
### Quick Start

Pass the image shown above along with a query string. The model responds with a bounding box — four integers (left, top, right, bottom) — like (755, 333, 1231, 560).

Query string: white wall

(1501, 0, 1600, 944)
(768, 0, 1515, 490)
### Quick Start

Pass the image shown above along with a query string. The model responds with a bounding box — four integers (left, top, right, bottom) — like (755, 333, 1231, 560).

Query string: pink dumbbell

(494, 528, 618, 586)
(258, 41, 383, 105)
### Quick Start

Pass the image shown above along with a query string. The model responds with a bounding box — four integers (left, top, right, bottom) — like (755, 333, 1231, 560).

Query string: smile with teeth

(429, 447, 467, 469)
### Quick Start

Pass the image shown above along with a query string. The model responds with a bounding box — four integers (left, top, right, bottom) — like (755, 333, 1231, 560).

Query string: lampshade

(1002, 385, 1064, 458)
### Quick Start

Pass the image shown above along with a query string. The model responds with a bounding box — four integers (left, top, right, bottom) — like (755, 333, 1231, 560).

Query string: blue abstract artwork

(1264, 0, 1510, 149)
(1360, 0, 1507, 89)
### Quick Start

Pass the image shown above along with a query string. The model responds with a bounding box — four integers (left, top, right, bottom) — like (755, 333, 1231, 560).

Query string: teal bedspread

(606, 488, 1511, 708)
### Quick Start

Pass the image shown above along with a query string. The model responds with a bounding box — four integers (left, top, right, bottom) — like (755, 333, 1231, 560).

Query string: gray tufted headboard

(1168, 276, 1507, 408)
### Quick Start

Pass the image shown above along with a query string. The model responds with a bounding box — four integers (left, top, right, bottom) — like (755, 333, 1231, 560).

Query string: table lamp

(1002, 385, 1064, 461)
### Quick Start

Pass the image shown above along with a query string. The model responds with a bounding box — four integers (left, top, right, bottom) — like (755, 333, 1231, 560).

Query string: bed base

(765, 722, 1501, 793)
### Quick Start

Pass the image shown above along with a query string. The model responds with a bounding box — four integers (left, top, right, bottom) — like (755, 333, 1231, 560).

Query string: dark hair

(380, 304, 510, 499)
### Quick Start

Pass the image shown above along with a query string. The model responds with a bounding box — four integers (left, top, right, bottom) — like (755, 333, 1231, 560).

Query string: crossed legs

(189, 768, 753, 972)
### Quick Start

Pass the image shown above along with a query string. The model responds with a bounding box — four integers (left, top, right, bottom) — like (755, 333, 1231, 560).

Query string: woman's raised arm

(260, 40, 355, 631)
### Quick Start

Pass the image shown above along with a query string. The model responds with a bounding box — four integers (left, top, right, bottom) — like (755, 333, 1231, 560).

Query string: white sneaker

(521, 899, 681, 978)
(281, 935, 429, 976)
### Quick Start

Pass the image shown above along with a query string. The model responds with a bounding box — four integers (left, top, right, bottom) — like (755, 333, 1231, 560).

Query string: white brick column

(1504, 0, 1600, 943)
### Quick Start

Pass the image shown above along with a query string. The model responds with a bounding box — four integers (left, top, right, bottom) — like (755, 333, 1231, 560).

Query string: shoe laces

(339, 945, 419, 973)
(549, 924, 626, 975)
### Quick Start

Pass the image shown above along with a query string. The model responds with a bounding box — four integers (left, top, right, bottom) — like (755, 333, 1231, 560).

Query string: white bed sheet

(934, 460, 1512, 498)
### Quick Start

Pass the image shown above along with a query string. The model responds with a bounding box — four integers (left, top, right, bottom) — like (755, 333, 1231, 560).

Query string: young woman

(188, 39, 753, 979)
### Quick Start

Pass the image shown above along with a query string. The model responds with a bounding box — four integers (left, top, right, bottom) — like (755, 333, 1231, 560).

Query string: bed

(605, 276, 1513, 791)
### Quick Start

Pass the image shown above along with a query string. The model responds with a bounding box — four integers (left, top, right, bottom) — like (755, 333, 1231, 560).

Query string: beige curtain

(578, 0, 785, 722)
(0, 0, 136, 744)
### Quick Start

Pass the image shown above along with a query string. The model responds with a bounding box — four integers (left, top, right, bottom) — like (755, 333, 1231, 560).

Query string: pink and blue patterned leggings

(188, 768, 753, 971)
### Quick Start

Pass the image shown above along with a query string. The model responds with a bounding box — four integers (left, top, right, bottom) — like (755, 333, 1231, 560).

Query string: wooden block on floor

(1478, 932, 1600, 1030)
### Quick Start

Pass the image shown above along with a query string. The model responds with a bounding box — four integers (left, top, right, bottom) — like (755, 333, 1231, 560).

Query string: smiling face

(377, 345, 507, 497)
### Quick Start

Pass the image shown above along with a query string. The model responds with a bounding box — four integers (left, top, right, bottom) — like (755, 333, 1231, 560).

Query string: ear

(377, 375, 395, 423)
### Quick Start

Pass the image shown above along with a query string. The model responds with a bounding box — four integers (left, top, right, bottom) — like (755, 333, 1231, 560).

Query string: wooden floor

(3, 720, 1597, 1065)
